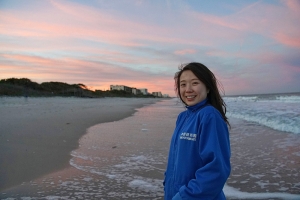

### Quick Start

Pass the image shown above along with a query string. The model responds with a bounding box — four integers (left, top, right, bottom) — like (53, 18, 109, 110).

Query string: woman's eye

(192, 82, 199, 85)
(180, 84, 185, 87)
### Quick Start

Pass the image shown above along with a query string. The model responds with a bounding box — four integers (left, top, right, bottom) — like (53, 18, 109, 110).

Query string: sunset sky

(1, 0, 299, 96)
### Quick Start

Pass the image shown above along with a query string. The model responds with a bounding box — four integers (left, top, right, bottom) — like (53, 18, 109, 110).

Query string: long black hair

(174, 62, 230, 127)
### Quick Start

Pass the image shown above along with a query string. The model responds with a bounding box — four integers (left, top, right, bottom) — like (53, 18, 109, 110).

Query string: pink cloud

(186, 1, 300, 48)
(174, 49, 196, 55)
(205, 50, 227, 57)
(284, 0, 300, 13)
(274, 32, 300, 48)
(0, 5, 149, 47)
(3, 54, 53, 65)
(1, 0, 299, 50)
(0, 1, 220, 49)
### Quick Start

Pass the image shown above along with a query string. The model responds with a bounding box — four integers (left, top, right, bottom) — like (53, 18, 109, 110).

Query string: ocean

(1, 93, 300, 199)
(224, 92, 300, 135)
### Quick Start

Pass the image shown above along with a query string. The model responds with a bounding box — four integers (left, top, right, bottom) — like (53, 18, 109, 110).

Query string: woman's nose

(186, 84, 193, 92)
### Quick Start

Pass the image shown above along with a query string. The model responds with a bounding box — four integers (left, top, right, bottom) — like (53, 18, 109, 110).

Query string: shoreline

(0, 97, 161, 191)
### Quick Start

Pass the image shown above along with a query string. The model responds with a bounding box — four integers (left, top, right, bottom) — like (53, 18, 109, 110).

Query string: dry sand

(0, 97, 160, 191)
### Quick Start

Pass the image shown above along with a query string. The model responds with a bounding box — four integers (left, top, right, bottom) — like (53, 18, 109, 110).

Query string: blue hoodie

(164, 99, 231, 200)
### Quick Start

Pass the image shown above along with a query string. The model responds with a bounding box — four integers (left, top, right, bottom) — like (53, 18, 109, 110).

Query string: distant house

(132, 88, 142, 95)
(152, 92, 162, 97)
(139, 88, 148, 95)
(110, 85, 132, 93)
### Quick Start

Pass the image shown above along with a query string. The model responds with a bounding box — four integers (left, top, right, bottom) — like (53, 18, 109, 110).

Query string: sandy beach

(0, 97, 160, 192)
(1, 97, 300, 200)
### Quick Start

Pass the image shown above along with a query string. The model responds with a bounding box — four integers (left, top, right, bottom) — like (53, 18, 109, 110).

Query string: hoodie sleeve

(164, 111, 186, 187)
(175, 109, 231, 199)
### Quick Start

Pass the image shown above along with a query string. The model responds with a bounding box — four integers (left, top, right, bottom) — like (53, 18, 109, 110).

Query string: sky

(0, 0, 300, 96)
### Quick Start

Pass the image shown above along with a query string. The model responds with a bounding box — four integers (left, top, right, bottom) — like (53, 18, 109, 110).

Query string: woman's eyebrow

(180, 78, 198, 82)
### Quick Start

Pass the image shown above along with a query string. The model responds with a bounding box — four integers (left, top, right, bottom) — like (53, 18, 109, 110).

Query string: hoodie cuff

(172, 192, 182, 200)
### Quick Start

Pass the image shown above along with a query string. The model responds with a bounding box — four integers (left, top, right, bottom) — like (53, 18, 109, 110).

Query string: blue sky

(0, 0, 299, 96)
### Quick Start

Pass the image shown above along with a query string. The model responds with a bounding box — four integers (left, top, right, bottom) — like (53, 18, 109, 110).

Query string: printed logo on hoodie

(180, 132, 197, 141)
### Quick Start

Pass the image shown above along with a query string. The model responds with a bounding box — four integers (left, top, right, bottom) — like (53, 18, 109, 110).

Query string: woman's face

(179, 70, 209, 106)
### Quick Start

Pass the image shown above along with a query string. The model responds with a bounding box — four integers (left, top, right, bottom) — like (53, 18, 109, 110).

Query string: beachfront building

(132, 88, 142, 95)
(139, 88, 148, 95)
(110, 85, 166, 97)
(152, 92, 162, 97)
(110, 85, 132, 93)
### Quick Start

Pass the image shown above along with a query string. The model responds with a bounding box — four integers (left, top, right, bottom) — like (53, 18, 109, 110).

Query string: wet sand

(0, 97, 160, 192)
(226, 118, 300, 199)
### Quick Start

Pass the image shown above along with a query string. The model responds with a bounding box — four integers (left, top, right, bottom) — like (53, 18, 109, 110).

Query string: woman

(164, 62, 231, 200)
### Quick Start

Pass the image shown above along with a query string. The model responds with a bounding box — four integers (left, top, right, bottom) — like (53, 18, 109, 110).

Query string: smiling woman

(175, 62, 229, 126)
(164, 62, 231, 200)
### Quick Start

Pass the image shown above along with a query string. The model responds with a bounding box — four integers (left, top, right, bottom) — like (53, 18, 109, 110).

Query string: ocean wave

(275, 95, 300, 103)
(225, 93, 300, 134)
(224, 93, 300, 103)
(227, 112, 300, 134)
(224, 96, 258, 102)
